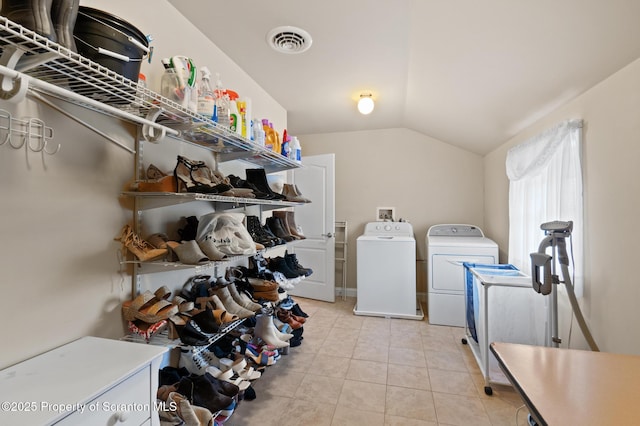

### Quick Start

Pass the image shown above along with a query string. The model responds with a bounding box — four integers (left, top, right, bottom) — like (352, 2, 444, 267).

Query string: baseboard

(335, 288, 428, 303)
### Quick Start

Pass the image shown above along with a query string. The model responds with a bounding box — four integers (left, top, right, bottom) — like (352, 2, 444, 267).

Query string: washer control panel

(363, 222, 414, 238)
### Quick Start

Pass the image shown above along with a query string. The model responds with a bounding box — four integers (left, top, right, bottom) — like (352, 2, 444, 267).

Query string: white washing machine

(354, 222, 424, 320)
(427, 224, 498, 326)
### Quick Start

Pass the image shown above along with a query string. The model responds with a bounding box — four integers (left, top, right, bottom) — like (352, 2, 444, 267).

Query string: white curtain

(506, 119, 583, 297)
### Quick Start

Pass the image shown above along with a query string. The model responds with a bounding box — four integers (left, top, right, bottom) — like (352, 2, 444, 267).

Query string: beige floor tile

(385, 385, 437, 422)
(428, 368, 477, 397)
(278, 398, 336, 426)
(390, 318, 425, 334)
(386, 363, 431, 390)
(333, 313, 365, 329)
(390, 331, 424, 350)
(358, 329, 392, 346)
(252, 369, 306, 398)
(388, 347, 427, 368)
(308, 354, 351, 379)
(432, 392, 492, 426)
(294, 374, 345, 405)
(352, 342, 390, 363)
(332, 405, 385, 425)
(425, 349, 468, 372)
(361, 315, 392, 331)
(422, 333, 463, 353)
(337, 379, 387, 413)
(346, 359, 388, 384)
(384, 415, 438, 426)
(317, 338, 356, 358)
(481, 394, 530, 426)
(226, 394, 291, 426)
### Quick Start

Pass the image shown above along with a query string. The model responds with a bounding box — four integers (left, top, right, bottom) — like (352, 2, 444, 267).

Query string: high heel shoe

(174, 155, 229, 194)
(114, 224, 168, 261)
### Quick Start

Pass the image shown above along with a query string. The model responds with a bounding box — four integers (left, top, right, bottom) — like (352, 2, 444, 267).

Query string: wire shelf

(0, 17, 300, 173)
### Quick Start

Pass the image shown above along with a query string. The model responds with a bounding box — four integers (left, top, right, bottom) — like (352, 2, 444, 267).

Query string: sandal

(122, 291, 178, 323)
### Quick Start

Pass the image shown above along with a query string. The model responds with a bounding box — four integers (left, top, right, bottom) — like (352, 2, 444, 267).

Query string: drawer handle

(113, 410, 131, 422)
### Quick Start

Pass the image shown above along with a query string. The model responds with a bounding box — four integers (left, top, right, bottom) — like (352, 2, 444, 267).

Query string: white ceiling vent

(267, 26, 312, 54)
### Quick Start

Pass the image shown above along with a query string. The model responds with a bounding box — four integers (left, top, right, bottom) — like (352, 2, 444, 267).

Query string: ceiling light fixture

(357, 94, 375, 115)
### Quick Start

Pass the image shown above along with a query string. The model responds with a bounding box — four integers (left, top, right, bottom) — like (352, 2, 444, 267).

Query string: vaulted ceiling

(170, 0, 640, 155)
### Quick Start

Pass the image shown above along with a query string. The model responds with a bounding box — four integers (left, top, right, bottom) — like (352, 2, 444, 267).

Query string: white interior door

(288, 154, 335, 302)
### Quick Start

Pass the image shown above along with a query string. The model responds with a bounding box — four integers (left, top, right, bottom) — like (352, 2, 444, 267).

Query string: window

(506, 119, 583, 297)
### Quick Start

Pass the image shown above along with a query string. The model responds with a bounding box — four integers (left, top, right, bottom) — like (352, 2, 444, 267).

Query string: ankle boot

(245, 215, 275, 247)
(285, 251, 313, 276)
(253, 313, 290, 348)
(273, 210, 305, 240)
(285, 210, 306, 239)
(1, 0, 56, 41)
(245, 168, 286, 200)
(266, 216, 295, 242)
(51, 0, 78, 51)
(210, 286, 255, 319)
(227, 282, 262, 312)
(176, 375, 234, 415)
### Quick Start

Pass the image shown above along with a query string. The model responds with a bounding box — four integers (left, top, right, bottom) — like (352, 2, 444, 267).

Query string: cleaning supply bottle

(229, 101, 240, 134)
(272, 124, 281, 154)
(197, 67, 215, 120)
(237, 100, 247, 138)
(290, 136, 302, 162)
(213, 73, 230, 129)
(263, 119, 274, 150)
(253, 119, 265, 146)
(281, 129, 291, 158)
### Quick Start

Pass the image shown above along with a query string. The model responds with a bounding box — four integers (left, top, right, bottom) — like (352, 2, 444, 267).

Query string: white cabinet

(0, 336, 167, 426)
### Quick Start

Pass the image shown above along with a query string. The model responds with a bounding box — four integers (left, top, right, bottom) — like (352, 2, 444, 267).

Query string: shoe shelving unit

(335, 221, 348, 301)
(0, 16, 300, 173)
(0, 17, 305, 349)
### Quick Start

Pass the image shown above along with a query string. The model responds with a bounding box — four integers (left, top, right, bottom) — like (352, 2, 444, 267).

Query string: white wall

(484, 57, 640, 354)
(299, 128, 485, 297)
(0, 0, 287, 369)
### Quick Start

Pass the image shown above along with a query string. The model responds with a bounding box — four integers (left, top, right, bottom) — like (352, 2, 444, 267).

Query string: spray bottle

(197, 67, 215, 120)
(213, 73, 230, 128)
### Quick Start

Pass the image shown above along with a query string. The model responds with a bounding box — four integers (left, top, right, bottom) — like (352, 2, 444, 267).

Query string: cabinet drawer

(56, 367, 152, 425)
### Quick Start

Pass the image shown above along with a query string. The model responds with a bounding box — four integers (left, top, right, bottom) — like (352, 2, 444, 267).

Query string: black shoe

(245, 168, 286, 200)
(284, 251, 313, 276)
(269, 256, 300, 279)
(291, 303, 309, 318)
(176, 375, 234, 414)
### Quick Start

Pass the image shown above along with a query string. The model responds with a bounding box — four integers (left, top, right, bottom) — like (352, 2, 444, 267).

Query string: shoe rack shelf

(122, 191, 304, 211)
(0, 17, 300, 173)
(121, 318, 244, 352)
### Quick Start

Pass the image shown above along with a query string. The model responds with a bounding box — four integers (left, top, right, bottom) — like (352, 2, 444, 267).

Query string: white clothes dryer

(427, 224, 498, 326)
(354, 222, 424, 320)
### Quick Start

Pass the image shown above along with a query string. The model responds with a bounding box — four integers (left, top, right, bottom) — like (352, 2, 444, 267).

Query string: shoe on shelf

(114, 224, 168, 261)
(167, 240, 209, 265)
(168, 316, 212, 346)
(284, 251, 313, 276)
(167, 392, 214, 426)
(122, 290, 178, 323)
(266, 216, 296, 242)
(281, 183, 310, 203)
(175, 374, 234, 415)
(245, 168, 286, 200)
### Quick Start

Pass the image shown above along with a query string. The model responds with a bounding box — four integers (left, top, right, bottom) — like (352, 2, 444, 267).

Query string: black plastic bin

(73, 6, 148, 84)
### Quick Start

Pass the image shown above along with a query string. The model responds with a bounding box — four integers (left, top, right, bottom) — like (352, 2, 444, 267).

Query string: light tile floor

(228, 297, 530, 426)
